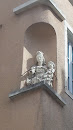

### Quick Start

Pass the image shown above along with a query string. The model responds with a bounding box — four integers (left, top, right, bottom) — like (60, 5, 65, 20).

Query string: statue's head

(48, 61, 55, 70)
(36, 51, 45, 66)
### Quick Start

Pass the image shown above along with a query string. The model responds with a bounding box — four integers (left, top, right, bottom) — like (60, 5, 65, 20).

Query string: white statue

(26, 51, 55, 87)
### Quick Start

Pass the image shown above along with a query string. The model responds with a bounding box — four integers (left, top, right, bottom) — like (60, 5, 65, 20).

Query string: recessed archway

(21, 22, 57, 89)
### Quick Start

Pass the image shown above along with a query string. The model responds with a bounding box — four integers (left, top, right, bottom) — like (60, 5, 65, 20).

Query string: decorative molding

(13, 0, 66, 21)
(13, 0, 39, 14)
(65, 89, 73, 100)
(9, 81, 66, 107)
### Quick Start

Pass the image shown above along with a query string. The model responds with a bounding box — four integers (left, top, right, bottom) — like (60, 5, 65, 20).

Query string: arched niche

(21, 22, 57, 89)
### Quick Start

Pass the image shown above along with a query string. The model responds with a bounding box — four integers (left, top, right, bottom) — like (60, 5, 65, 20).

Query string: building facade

(0, 0, 73, 129)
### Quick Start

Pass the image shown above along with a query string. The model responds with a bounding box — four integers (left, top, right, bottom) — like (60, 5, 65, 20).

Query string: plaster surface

(0, 0, 73, 130)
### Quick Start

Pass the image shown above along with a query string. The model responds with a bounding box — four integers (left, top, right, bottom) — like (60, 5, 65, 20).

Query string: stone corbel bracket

(13, 0, 66, 21)
(9, 81, 66, 107)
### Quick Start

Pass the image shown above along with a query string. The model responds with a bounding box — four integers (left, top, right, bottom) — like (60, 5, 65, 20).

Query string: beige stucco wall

(0, 0, 73, 130)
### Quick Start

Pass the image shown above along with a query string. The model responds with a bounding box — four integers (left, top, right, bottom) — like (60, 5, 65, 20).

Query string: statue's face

(48, 64, 53, 69)
(48, 61, 55, 69)
(36, 51, 44, 63)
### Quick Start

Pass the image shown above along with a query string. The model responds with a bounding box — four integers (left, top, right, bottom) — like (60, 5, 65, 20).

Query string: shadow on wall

(69, 0, 73, 5)
(20, 22, 57, 90)
(61, 69, 65, 96)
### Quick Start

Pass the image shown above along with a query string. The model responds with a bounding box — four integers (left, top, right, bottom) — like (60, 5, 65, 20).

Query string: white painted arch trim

(13, 0, 66, 21)
(64, 20, 73, 99)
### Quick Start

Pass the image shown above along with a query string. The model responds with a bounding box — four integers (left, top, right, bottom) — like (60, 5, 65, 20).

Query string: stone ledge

(13, 0, 39, 14)
(13, 0, 66, 21)
(9, 81, 66, 107)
